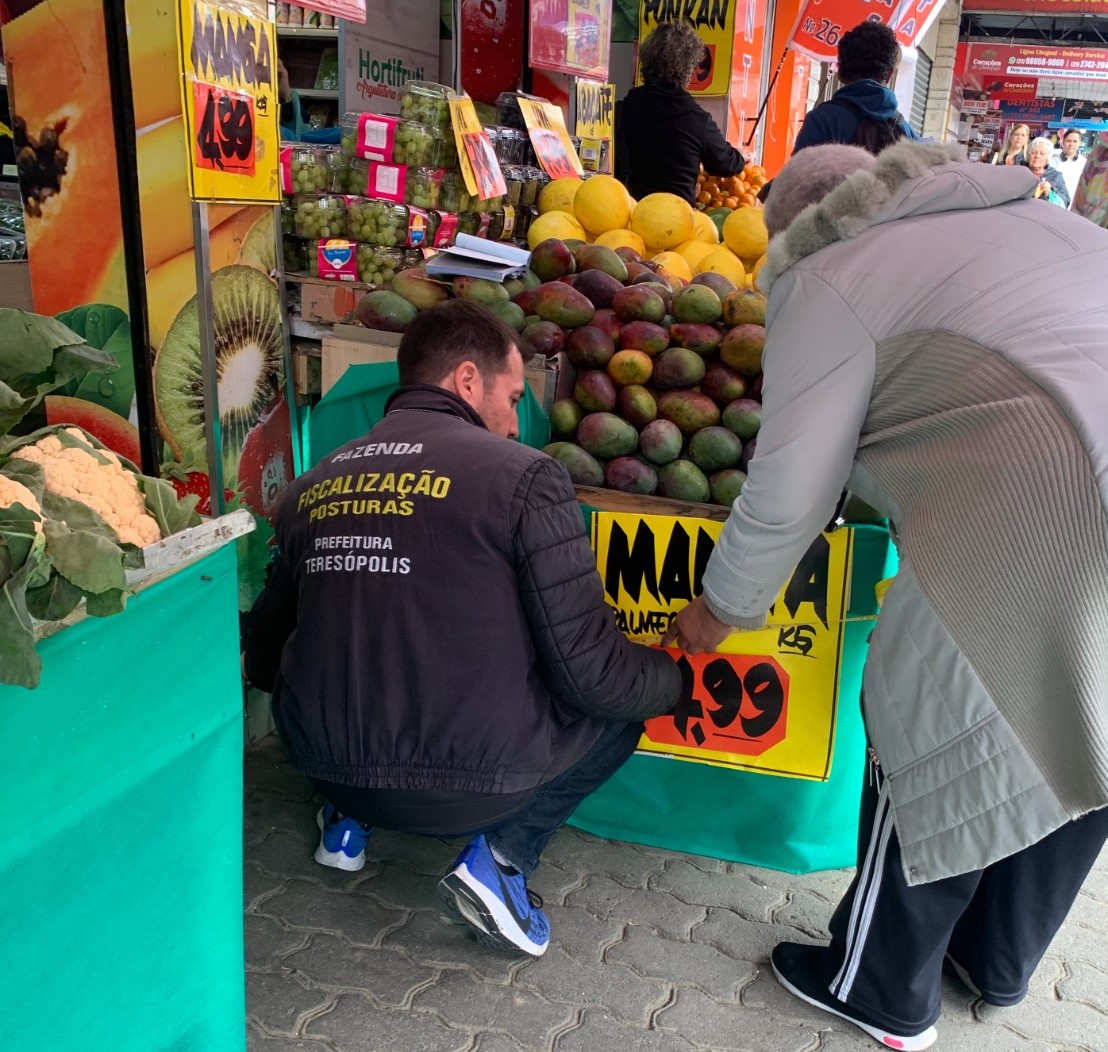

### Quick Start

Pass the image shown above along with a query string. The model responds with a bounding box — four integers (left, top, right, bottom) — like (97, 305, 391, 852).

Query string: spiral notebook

(424, 234, 531, 282)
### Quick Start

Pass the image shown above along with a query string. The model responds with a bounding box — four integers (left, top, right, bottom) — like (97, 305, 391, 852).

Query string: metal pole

(192, 200, 226, 516)
(744, 48, 790, 149)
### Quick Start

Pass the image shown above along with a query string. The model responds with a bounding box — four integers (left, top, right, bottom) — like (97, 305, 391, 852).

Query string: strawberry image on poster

(237, 396, 294, 525)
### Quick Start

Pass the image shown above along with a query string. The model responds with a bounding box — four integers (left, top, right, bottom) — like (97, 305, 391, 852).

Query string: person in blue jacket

(793, 21, 920, 155)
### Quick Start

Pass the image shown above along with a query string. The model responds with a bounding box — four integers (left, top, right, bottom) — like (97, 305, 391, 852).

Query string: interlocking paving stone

(282, 932, 439, 1006)
(565, 877, 706, 939)
(246, 913, 315, 969)
(515, 945, 670, 1026)
(247, 1031, 340, 1051)
(551, 1008, 700, 1051)
(244, 740, 1108, 1052)
(649, 860, 788, 920)
(653, 988, 823, 1052)
(378, 909, 523, 984)
(257, 878, 410, 947)
(606, 925, 755, 1001)
(304, 992, 470, 1052)
(541, 902, 624, 962)
(409, 969, 577, 1048)
(247, 970, 334, 1035)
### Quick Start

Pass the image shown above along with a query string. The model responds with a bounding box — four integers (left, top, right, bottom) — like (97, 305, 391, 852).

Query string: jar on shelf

(500, 128, 528, 165)
(355, 243, 405, 286)
(456, 212, 483, 238)
(501, 167, 525, 210)
(292, 193, 348, 239)
(399, 81, 453, 135)
(283, 144, 343, 194)
(283, 235, 309, 273)
(347, 198, 410, 247)
(517, 167, 542, 208)
(475, 193, 505, 213)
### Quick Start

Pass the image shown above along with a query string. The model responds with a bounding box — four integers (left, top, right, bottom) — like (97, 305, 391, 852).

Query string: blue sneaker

(313, 803, 372, 872)
(437, 835, 550, 957)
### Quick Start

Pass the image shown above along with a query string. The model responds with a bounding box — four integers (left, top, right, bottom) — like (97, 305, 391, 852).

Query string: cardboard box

(321, 323, 401, 395)
(289, 275, 367, 325)
(291, 340, 322, 403)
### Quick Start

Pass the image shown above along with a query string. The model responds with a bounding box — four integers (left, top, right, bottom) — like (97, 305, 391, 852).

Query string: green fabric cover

(308, 362, 550, 466)
(568, 524, 898, 874)
(0, 544, 246, 1051)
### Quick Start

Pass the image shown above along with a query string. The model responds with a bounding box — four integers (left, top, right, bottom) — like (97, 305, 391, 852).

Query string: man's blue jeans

(484, 719, 644, 876)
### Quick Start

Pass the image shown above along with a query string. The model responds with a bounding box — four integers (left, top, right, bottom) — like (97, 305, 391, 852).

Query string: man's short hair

(397, 299, 521, 387)
(837, 21, 900, 85)
(1063, 128, 1084, 141)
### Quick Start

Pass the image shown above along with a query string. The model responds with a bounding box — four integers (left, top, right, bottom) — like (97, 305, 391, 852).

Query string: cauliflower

(0, 474, 44, 534)
(11, 427, 161, 547)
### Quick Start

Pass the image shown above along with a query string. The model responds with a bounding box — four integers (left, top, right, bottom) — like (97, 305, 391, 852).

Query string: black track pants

(820, 769, 1108, 1034)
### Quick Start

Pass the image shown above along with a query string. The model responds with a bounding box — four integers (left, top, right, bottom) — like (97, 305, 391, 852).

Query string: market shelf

(297, 88, 339, 100)
(277, 26, 338, 40)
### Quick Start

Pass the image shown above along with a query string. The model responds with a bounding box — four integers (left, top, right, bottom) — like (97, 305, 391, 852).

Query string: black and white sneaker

(771, 942, 938, 1050)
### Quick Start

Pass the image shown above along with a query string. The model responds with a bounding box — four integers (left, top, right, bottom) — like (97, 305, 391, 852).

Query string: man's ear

(452, 361, 482, 404)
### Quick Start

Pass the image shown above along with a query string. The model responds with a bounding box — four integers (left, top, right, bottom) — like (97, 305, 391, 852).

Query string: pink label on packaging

(476, 213, 492, 239)
(369, 163, 406, 204)
(357, 113, 398, 162)
(317, 239, 358, 282)
(433, 211, 458, 249)
(279, 145, 293, 194)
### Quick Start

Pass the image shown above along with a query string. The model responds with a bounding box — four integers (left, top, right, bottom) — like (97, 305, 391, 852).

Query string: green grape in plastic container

(393, 120, 436, 167)
(398, 81, 453, 135)
(348, 197, 409, 247)
(356, 243, 405, 286)
(405, 167, 443, 209)
(293, 194, 349, 239)
(288, 145, 340, 193)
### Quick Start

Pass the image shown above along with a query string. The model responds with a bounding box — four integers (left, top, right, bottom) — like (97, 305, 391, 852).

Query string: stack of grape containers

(281, 81, 560, 289)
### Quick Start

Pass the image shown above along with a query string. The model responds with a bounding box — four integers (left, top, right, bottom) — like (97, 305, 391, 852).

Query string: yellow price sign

(575, 81, 615, 140)
(591, 512, 854, 781)
(177, 0, 281, 203)
(448, 93, 506, 202)
(517, 97, 583, 180)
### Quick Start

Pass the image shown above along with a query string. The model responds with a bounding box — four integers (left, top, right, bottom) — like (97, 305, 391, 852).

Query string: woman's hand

(661, 596, 732, 654)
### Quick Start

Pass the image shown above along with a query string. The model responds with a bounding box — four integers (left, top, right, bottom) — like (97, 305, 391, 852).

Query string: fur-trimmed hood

(759, 141, 1040, 293)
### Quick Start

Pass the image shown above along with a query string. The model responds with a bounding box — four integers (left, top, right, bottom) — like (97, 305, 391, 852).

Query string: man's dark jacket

(616, 84, 745, 204)
(243, 386, 681, 795)
(793, 81, 919, 154)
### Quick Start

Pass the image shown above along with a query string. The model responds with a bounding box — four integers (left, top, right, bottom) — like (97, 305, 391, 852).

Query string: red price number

(192, 80, 256, 177)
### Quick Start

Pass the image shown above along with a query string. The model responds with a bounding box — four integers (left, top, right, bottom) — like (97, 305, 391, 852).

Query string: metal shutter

(910, 51, 932, 136)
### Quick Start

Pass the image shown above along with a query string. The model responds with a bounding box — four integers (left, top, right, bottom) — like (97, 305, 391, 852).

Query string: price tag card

(575, 81, 615, 140)
(448, 93, 507, 201)
(279, 144, 294, 193)
(517, 97, 583, 180)
(192, 81, 257, 176)
(368, 162, 406, 203)
(432, 211, 458, 248)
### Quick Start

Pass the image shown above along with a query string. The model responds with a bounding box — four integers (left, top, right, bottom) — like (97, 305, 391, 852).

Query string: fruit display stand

(567, 488, 897, 875)
(0, 511, 254, 1051)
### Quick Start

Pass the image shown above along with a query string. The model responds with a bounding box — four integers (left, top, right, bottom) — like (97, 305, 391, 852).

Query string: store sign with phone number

(177, 0, 281, 203)
(591, 512, 854, 781)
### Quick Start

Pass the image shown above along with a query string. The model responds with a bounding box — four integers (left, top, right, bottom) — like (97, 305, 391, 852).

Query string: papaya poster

(637, 0, 736, 96)
(591, 512, 853, 780)
(2, 0, 141, 464)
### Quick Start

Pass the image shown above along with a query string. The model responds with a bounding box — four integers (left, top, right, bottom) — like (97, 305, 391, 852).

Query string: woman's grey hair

(763, 144, 876, 236)
(1028, 137, 1053, 158)
(639, 21, 704, 91)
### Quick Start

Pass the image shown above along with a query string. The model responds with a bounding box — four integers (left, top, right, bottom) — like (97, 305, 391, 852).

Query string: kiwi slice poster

(3, 0, 295, 607)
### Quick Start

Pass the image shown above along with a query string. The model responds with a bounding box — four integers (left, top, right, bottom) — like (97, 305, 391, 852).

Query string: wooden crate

(574, 485, 730, 523)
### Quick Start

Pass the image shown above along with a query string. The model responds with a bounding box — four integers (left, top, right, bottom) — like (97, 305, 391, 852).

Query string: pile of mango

(351, 234, 766, 508)
(531, 238, 765, 507)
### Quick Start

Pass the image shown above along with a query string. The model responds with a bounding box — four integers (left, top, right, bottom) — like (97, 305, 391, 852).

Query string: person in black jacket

(243, 300, 683, 958)
(616, 20, 745, 204)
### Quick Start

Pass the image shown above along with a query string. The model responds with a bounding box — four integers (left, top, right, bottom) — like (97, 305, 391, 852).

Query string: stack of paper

(425, 235, 531, 282)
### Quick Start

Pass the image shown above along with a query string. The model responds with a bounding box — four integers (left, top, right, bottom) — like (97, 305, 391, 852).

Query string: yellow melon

(595, 228, 647, 256)
(527, 210, 586, 249)
(651, 251, 693, 283)
(722, 206, 769, 264)
(573, 174, 633, 235)
(752, 253, 768, 292)
(691, 209, 720, 245)
(696, 247, 746, 287)
(538, 178, 584, 215)
(630, 193, 694, 254)
(675, 239, 714, 270)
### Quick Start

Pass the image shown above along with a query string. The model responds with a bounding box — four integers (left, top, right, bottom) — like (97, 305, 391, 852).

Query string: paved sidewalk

(245, 737, 1107, 1052)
